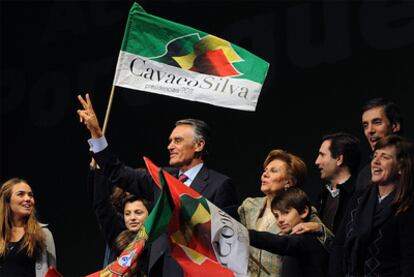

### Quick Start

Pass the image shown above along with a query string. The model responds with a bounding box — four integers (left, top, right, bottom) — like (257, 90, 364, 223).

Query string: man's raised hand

(77, 93, 103, 139)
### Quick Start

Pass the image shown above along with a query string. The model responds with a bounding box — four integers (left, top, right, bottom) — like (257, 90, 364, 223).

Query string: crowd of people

(1, 96, 413, 276)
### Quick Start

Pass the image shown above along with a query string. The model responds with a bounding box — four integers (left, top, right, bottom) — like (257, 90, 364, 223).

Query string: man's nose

(167, 141, 174, 150)
(367, 124, 376, 134)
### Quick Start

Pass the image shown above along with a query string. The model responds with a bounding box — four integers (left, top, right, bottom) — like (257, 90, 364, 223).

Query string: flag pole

(90, 84, 115, 170)
(250, 255, 270, 275)
(99, 2, 132, 135)
(102, 84, 116, 135)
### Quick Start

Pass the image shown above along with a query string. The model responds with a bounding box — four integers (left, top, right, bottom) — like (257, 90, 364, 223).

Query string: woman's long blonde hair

(0, 178, 45, 258)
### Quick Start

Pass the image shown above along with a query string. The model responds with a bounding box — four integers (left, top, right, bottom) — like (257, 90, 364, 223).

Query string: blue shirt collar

(179, 163, 203, 185)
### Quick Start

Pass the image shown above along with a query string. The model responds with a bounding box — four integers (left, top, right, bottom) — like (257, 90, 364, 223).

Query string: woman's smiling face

(10, 182, 35, 219)
(371, 145, 400, 185)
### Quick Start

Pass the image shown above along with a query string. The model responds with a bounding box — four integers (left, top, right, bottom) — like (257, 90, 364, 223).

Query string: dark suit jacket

(249, 230, 329, 277)
(329, 186, 414, 276)
(93, 147, 239, 276)
(88, 168, 125, 263)
(315, 176, 355, 234)
(355, 163, 371, 192)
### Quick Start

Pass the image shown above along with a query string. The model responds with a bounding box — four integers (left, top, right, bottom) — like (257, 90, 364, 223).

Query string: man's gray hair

(175, 119, 210, 156)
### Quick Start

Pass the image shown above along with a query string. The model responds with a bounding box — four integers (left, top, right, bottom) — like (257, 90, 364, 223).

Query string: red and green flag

(114, 3, 269, 111)
(86, 167, 175, 277)
(86, 156, 249, 276)
(144, 157, 250, 276)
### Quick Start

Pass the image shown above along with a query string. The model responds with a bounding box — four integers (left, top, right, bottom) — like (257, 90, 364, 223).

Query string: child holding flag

(90, 165, 152, 276)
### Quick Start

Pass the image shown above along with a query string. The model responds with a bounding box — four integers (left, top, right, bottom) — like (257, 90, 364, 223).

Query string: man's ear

(336, 154, 344, 167)
(195, 139, 205, 152)
(300, 206, 310, 220)
(392, 122, 401, 134)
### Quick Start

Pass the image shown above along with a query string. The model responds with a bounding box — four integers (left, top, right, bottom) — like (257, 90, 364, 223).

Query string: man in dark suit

(77, 94, 238, 276)
(314, 132, 361, 234)
(355, 98, 403, 192)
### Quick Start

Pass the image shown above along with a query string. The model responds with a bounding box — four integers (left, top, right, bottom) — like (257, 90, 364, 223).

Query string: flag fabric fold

(114, 3, 269, 111)
(143, 157, 250, 276)
(44, 267, 63, 277)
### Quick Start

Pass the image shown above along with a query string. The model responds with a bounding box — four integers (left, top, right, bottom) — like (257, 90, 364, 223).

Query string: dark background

(1, 0, 413, 275)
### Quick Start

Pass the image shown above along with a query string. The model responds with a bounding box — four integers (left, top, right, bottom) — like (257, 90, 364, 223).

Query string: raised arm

(77, 93, 103, 139)
(91, 167, 125, 248)
(77, 94, 155, 200)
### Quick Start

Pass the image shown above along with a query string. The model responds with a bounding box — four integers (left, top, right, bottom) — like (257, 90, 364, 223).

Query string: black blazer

(93, 147, 239, 276)
(354, 163, 371, 192)
(329, 186, 414, 276)
(89, 168, 125, 260)
(315, 176, 355, 234)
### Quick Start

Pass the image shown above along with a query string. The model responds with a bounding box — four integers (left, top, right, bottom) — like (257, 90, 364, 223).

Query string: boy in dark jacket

(249, 187, 329, 277)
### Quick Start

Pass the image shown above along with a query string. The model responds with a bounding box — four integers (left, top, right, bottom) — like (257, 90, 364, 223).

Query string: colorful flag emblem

(153, 34, 242, 77)
(114, 3, 269, 111)
(144, 157, 250, 276)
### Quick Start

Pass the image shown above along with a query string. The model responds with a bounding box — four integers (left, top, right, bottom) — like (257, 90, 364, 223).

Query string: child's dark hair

(271, 187, 311, 221)
(110, 186, 129, 213)
(121, 195, 153, 213)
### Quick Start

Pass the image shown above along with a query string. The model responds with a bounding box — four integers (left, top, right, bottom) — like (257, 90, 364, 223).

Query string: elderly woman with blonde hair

(238, 149, 330, 276)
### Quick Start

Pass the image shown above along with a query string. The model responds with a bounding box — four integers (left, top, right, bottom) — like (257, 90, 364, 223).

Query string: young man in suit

(355, 98, 403, 192)
(77, 94, 238, 276)
(314, 132, 361, 234)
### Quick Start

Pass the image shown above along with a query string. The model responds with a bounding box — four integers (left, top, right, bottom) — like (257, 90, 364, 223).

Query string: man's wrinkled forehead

(169, 124, 194, 139)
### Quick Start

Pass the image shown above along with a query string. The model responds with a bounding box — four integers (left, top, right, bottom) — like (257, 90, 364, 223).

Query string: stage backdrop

(1, 0, 413, 275)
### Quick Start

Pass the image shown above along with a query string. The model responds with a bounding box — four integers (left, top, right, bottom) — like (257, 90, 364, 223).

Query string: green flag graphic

(114, 3, 269, 111)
